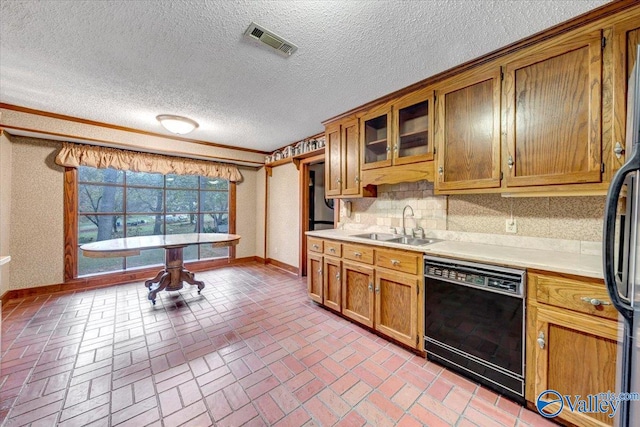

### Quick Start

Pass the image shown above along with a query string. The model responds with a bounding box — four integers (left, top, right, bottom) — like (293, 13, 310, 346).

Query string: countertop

(0, 256, 10, 266)
(306, 229, 603, 279)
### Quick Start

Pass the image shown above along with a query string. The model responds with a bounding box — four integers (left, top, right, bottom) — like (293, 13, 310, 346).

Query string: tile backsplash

(339, 181, 604, 243)
(339, 181, 447, 233)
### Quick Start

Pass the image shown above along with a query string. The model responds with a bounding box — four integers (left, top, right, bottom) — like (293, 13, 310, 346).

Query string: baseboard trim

(266, 258, 299, 275)
(0, 256, 262, 306)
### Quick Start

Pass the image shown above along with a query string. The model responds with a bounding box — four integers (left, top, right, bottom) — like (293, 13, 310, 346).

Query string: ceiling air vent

(244, 22, 298, 57)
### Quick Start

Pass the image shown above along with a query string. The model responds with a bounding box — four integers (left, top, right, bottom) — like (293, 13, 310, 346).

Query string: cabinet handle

(375, 285, 380, 294)
(329, 248, 336, 253)
(336, 178, 341, 183)
(353, 251, 362, 257)
(614, 142, 624, 159)
(537, 332, 545, 349)
(393, 145, 398, 152)
(391, 259, 400, 266)
(318, 268, 322, 276)
(386, 146, 391, 152)
(438, 166, 443, 176)
(368, 282, 373, 292)
(581, 297, 611, 306)
(507, 155, 514, 169)
(312, 244, 319, 249)
(336, 273, 340, 281)
(354, 176, 360, 183)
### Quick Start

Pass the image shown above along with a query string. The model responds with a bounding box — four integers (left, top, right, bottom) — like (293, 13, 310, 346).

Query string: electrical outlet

(505, 218, 517, 233)
(355, 213, 361, 223)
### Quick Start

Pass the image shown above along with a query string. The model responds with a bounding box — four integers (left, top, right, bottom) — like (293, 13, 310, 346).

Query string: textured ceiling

(0, 0, 609, 152)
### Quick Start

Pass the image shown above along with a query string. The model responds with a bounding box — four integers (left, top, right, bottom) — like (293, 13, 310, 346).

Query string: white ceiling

(0, 0, 609, 153)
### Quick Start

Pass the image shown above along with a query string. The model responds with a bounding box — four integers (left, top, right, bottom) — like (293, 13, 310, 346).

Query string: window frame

(64, 167, 236, 282)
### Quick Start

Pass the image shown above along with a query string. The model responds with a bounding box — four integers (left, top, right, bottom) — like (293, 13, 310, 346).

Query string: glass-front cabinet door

(361, 107, 392, 170)
(393, 88, 434, 165)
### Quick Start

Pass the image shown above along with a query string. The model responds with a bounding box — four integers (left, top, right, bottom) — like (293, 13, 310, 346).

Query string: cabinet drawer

(324, 241, 342, 257)
(308, 238, 324, 253)
(375, 249, 419, 275)
(532, 273, 617, 320)
(342, 244, 374, 264)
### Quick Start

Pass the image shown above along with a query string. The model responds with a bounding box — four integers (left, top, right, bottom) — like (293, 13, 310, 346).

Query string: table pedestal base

(144, 246, 204, 304)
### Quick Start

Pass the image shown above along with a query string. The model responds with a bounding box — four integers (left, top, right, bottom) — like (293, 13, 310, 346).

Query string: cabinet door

(532, 305, 617, 427)
(342, 261, 374, 328)
(342, 118, 361, 196)
(392, 88, 435, 166)
(435, 65, 502, 191)
(611, 16, 640, 175)
(361, 107, 392, 170)
(307, 253, 323, 304)
(374, 270, 419, 349)
(504, 31, 603, 187)
(323, 257, 342, 312)
(325, 123, 342, 197)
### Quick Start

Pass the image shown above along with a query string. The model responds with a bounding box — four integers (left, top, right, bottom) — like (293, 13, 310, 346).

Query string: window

(76, 166, 231, 276)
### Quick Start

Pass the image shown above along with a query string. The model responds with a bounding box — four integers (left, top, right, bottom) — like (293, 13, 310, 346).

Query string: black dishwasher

(424, 255, 526, 403)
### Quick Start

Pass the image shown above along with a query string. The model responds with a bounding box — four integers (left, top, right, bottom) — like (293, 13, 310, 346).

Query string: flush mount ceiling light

(156, 114, 199, 135)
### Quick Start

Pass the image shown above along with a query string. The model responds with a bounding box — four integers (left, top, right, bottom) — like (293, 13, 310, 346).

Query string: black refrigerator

(603, 44, 640, 427)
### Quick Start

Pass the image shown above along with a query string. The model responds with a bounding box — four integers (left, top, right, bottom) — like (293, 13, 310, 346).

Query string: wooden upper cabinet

(435, 65, 502, 191)
(392, 88, 435, 166)
(324, 118, 373, 198)
(503, 30, 603, 187)
(325, 123, 342, 197)
(361, 106, 392, 170)
(342, 118, 361, 196)
(611, 15, 640, 174)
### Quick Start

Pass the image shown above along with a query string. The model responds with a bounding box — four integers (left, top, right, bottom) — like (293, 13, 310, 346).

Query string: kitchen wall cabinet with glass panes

(361, 87, 435, 170)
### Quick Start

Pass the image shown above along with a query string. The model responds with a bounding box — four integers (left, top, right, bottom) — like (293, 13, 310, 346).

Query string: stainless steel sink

(387, 236, 441, 246)
(352, 233, 399, 241)
(352, 233, 441, 246)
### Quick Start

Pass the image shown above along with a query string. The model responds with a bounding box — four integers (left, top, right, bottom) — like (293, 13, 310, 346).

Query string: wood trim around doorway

(298, 153, 325, 277)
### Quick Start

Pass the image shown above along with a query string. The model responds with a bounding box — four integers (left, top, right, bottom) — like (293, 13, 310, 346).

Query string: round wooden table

(81, 233, 240, 304)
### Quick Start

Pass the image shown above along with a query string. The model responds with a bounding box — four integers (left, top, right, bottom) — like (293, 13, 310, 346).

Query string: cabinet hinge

(601, 36, 606, 50)
(433, 147, 436, 155)
(416, 335, 419, 345)
(416, 286, 419, 295)
(601, 163, 605, 173)
(500, 68, 504, 81)
(500, 172, 504, 181)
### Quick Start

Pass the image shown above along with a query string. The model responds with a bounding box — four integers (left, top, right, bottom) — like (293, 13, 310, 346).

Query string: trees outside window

(77, 167, 230, 276)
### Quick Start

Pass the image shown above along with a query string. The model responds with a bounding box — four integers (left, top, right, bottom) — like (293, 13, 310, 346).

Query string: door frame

(298, 153, 326, 277)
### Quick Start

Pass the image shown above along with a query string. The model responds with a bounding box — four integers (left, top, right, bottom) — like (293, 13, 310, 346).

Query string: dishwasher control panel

(424, 257, 525, 297)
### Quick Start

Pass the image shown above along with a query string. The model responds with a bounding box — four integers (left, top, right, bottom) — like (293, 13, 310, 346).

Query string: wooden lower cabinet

(307, 237, 423, 350)
(307, 253, 323, 304)
(527, 271, 618, 427)
(342, 261, 375, 328)
(375, 269, 419, 348)
(323, 256, 341, 312)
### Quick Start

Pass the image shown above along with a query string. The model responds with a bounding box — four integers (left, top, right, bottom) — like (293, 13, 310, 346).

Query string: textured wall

(9, 136, 65, 289)
(340, 181, 447, 233)
(0, 132, 12, 297)
(267, 163, 300, 268)
(235, 167, 258, 259)
(255, 168, 266, 259)
(447, 194, 605, 242)
(341, 182, 604, 242)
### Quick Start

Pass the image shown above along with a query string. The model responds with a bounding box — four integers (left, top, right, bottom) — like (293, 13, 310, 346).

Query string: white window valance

(55, 142, 242, 182)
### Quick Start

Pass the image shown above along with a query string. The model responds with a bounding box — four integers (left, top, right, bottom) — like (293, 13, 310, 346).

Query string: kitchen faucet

(402, 205, 414, 236)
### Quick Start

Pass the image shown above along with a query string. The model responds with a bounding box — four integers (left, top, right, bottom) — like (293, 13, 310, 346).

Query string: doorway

(299, 156, 334, 277)
(308, 163, 335, 232)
